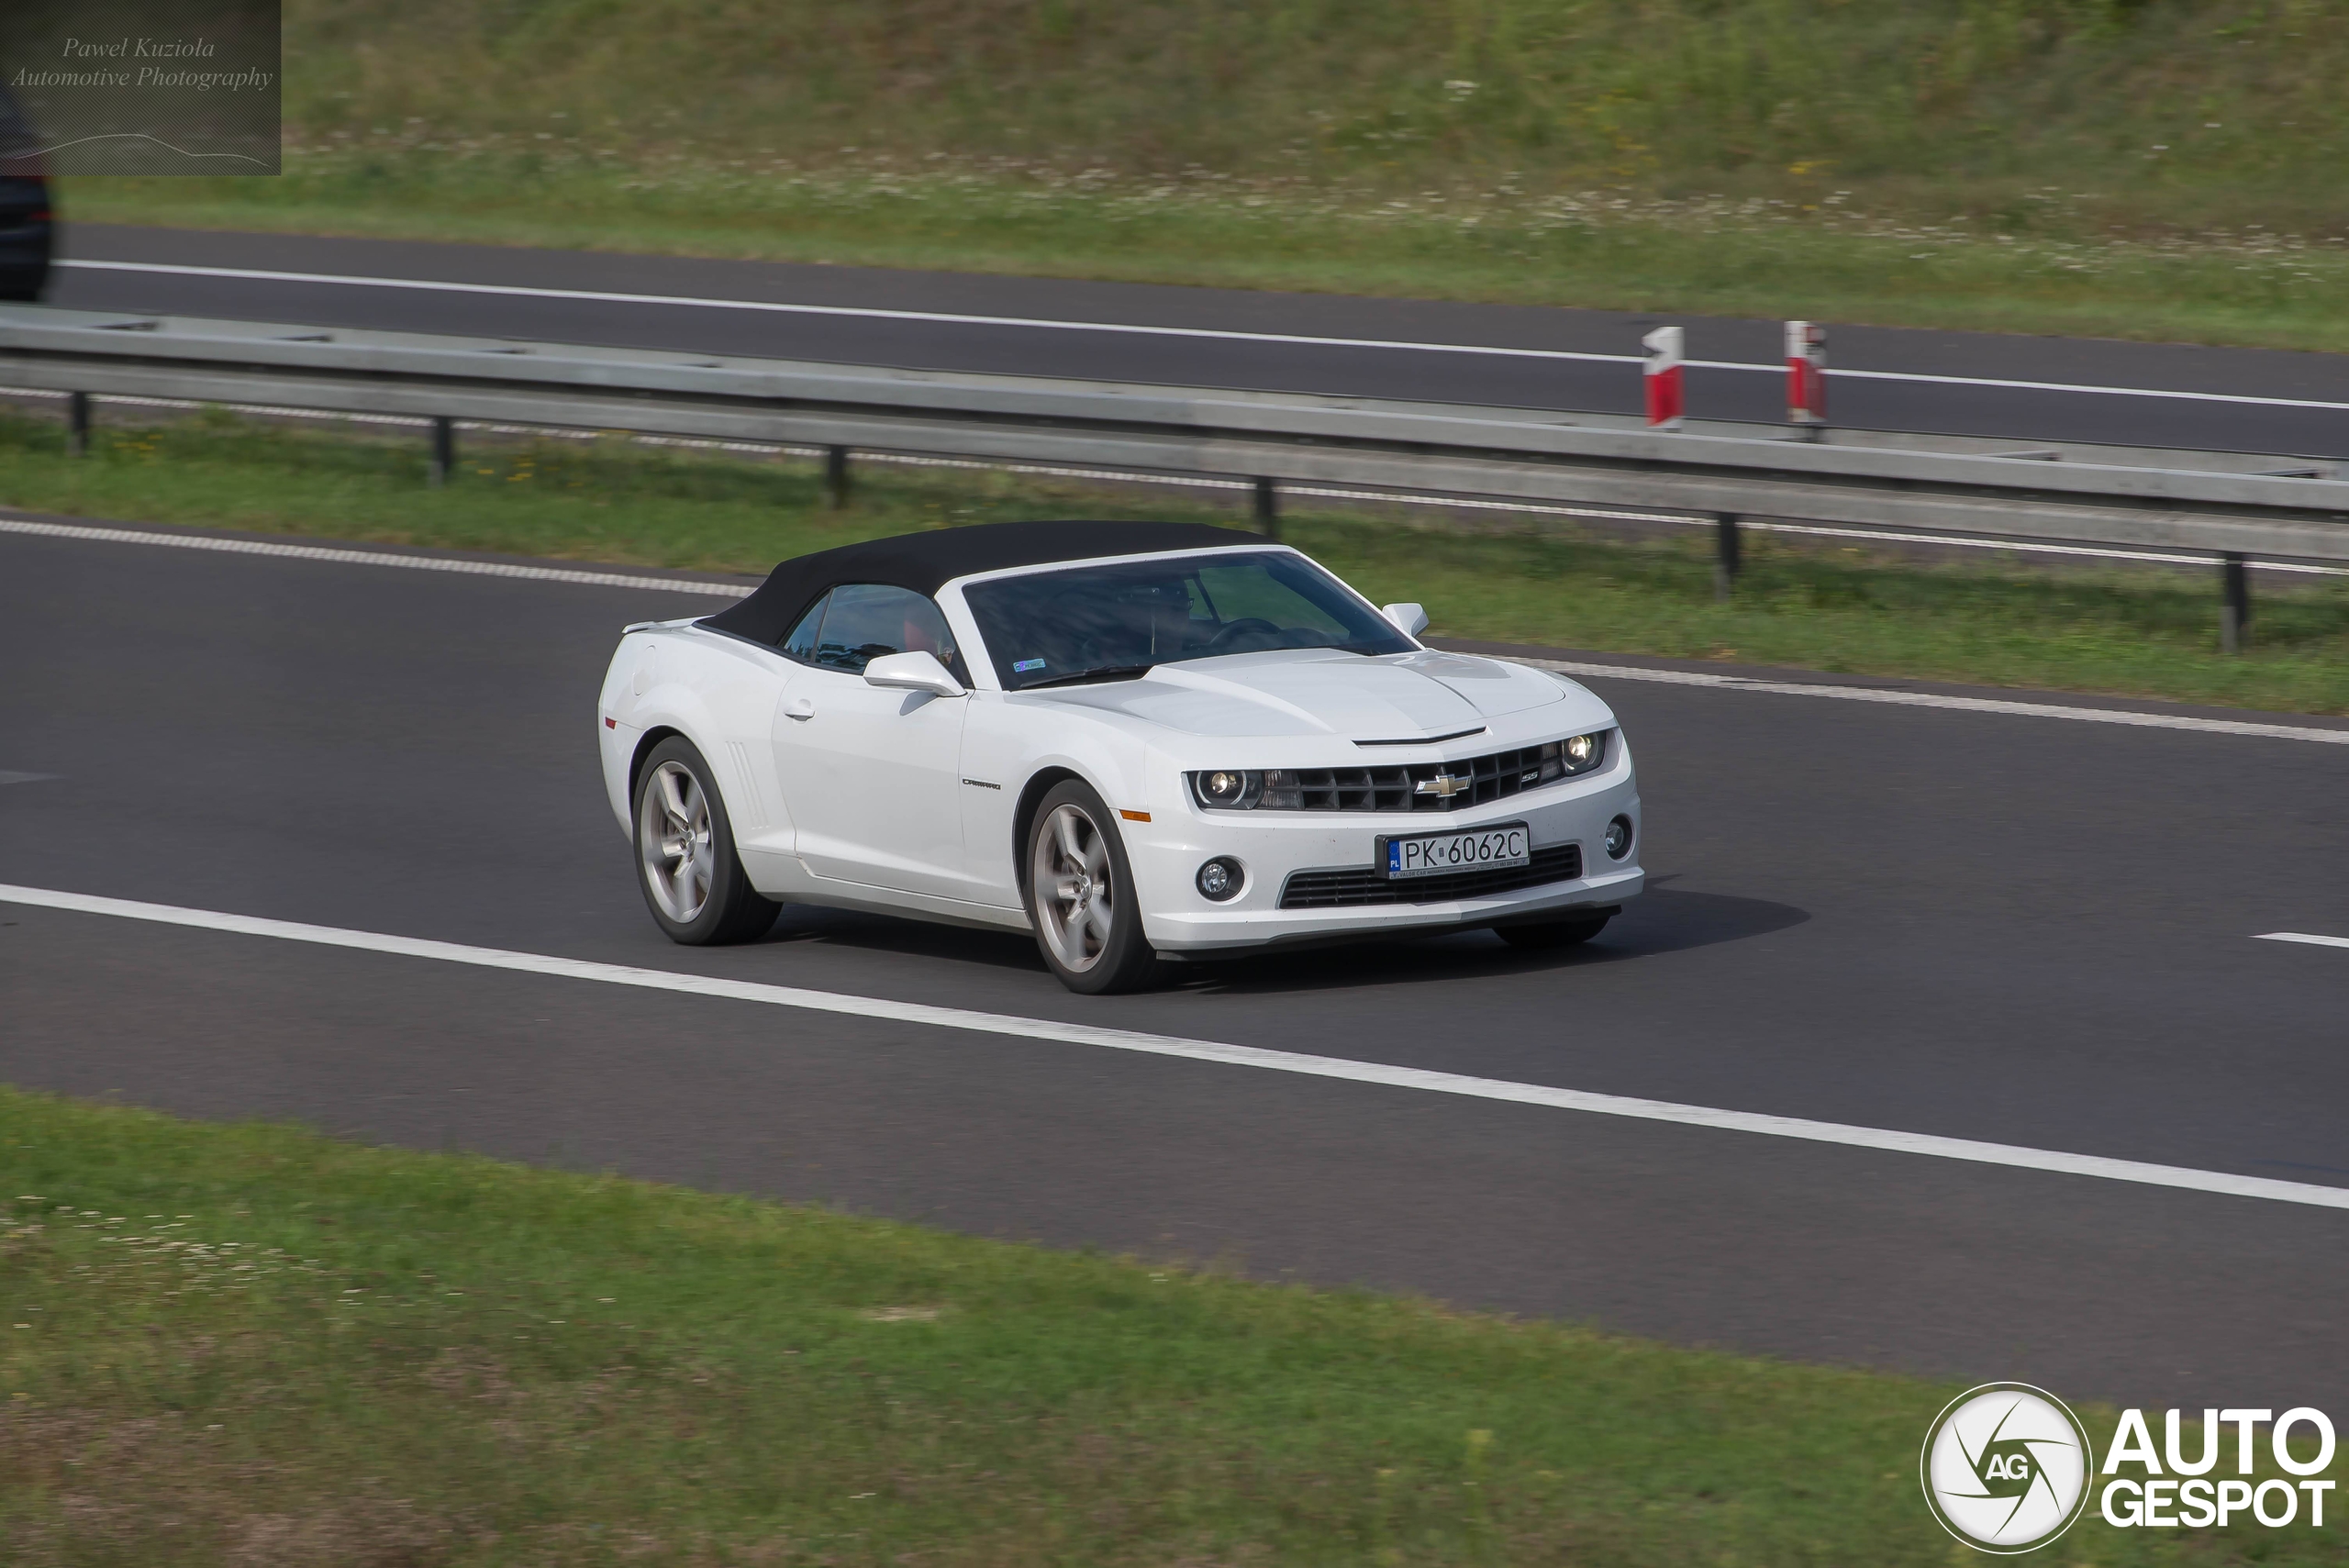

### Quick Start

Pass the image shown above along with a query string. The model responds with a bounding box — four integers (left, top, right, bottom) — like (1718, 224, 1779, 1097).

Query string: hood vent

(1354, 726, 1486, 747)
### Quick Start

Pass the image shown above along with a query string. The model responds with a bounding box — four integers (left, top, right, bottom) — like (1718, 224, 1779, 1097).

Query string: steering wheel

(1205, 617, 1283, 653)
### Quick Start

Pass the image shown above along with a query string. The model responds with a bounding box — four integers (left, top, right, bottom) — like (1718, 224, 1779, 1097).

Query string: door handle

(784, 695, 816, 721)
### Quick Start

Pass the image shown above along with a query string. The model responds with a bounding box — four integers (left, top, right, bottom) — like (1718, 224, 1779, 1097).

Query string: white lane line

(2255, 932, 2349, 950)
(55, 259, 2349, 414)
(11, 515, 2346, 745)
(1520, 658, 2349, 746)
(0, 517, 751, 596)
(51, 259, 1650, 363)
(4, 881, 2347, 1214)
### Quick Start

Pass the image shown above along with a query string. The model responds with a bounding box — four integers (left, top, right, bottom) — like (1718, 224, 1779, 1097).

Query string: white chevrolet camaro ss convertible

(597, 520, 1642, 993)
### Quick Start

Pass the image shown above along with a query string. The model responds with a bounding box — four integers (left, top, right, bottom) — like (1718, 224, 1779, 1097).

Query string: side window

(781, 592, 830, 664)
(802, 584, 959, 675)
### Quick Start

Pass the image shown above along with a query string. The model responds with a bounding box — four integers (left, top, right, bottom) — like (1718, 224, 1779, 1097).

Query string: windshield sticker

(1012, 658, 1047, 673)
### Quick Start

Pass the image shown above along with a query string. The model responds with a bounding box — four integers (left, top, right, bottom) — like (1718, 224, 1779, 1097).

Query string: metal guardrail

(6, 304, 2345, 644)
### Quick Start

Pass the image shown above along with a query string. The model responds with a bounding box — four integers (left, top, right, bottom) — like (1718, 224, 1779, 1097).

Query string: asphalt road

(5, 521, 2347, 1411)
(47, 223, 2349, 459)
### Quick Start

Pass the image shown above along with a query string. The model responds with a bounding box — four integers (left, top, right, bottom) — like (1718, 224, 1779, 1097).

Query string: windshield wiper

(1020, 664, 1155, 689)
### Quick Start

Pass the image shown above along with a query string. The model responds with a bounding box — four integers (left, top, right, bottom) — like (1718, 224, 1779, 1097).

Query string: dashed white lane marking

(11, 514, 2346, 745)
(0, 517, 751, 597)
(5, 881, 2347, 1213)
(57, 258, 2349, 414)
(1521, 658, 2349, 747)
(2256, 932, 2349, 950)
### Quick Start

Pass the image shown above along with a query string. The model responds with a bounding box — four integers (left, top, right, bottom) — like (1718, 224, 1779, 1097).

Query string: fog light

(1196, 857, 1244, 901)
(1604, 816, 1634, 861)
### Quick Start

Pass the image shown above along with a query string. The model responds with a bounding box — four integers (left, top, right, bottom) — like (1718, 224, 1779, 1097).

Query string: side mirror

(863, 650, 966, 697)
(1382, 602, 1431, 638)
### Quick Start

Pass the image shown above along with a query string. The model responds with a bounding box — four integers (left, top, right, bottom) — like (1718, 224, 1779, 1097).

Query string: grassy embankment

(57, 0, 2349, 350)
(4, 1084, 2343, 1565)
(5, 405, 2348, 714)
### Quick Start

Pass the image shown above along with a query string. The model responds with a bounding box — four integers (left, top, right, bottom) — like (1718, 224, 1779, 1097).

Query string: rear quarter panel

(599, 628, 796, 884)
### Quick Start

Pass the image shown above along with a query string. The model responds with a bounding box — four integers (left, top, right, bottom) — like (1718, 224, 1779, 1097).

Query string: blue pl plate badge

(1012, 658, 1047, 673)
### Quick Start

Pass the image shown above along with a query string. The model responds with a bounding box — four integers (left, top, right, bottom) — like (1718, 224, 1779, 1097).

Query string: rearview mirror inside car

(1382, 602, 1430, 638)
(863, 650, 966, 697)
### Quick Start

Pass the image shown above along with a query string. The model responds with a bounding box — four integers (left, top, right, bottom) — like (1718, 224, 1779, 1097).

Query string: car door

(768, 584, 977, 901)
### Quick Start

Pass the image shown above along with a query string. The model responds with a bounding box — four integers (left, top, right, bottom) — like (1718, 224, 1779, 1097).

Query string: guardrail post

(67, 391, 91, 456)
(825, 445, 852, 510)
(1253, 476, 1279, 539)
(428, 417, 455, 487)
(2220, 552, 2252, 653)
(1714, 513, 1742, 600)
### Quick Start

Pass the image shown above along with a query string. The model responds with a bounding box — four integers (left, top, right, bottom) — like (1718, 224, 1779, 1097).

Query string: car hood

(1029, 649, 1590, 740)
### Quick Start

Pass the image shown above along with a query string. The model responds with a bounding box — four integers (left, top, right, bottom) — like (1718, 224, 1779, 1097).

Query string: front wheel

(632, 737, 779, 946)
(1026, 781, 1159, 995)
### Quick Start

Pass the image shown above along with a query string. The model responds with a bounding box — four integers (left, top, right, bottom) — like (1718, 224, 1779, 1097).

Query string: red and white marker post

(1785, 319, 1827, 435)
(1642, 326, 1685, 431)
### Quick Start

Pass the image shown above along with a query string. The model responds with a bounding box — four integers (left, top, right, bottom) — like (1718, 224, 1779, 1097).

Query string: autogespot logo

(1921, 1384, 2095, 1553)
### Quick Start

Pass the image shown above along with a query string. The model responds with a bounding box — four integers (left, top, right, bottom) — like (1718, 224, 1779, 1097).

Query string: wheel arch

(628, 725, 687, 808)
(1010, 765, 1085, 902)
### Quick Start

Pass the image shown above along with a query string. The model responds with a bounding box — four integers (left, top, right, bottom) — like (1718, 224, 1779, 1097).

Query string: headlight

(1191, 769, 1302, 809)
(1195, 769, 1260, 809)
(1531, 732, 1608, 784)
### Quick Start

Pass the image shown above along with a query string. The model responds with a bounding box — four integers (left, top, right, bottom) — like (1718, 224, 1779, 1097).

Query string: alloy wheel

(1031, 803, 1115, 973)
(638, 760, 714, 922)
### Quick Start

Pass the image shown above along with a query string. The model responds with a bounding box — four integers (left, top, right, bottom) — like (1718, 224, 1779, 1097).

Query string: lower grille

(1278, 843, 1584, 909)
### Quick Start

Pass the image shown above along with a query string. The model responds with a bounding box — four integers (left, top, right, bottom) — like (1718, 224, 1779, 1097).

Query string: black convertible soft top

(701, 519, 1268, 645)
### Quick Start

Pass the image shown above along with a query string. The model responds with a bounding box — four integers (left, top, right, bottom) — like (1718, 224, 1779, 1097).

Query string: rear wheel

(1026, 781, 1159, 995)
(632, 737, 778, 946)
(1496, 912, 1611, 951)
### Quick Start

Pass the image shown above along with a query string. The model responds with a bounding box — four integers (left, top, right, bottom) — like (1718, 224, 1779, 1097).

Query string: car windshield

(962, 550, 1414, 691)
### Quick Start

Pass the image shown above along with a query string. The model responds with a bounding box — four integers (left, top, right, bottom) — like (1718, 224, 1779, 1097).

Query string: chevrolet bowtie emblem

(1414, 773, 1473, 798)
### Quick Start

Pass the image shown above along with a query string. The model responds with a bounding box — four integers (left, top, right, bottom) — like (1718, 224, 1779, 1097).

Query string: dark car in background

(0, 84, 52, 300)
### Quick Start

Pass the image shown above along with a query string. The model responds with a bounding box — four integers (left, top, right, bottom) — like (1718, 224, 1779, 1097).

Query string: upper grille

(1288, 738, 1603, 815)
(1279, 843, 1585, 909)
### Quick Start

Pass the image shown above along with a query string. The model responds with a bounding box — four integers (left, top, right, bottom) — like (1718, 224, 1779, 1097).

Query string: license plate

(1379, 821, 1531, 880)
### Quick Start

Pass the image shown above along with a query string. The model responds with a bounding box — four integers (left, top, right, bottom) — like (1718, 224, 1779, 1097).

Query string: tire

(631, 736, 779, 946)
(1025, 780, 1159, 995)
(1495, 912, 1611, 951)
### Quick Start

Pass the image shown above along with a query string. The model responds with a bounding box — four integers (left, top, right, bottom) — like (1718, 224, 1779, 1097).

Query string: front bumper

(1129, 760, 1642, 953)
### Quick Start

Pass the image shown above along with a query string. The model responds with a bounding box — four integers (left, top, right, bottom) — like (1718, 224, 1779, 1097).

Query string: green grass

(6, 405, 2348, 715)
(2, 1084, 2342, 1565)
(54, 0, 2349, 350)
